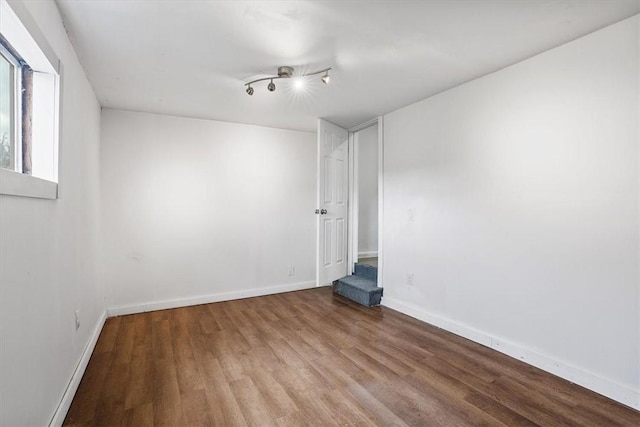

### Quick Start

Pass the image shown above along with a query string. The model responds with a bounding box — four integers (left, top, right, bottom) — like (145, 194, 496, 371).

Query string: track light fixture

(244, 66, 331, 95)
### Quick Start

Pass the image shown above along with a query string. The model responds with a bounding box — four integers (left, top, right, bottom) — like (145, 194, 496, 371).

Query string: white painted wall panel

(100, 110, 316, 310)
(357, 125, 378, 256)
(0, 1, 103, 425)
(383, 16, 639, 406)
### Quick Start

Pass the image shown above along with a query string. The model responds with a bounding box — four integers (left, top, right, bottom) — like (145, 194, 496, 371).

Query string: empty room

(0, 0, 639, 425)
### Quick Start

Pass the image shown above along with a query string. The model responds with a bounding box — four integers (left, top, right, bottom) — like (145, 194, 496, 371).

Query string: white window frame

(0, 0, 61, 200)
(0, 42, 22, 172)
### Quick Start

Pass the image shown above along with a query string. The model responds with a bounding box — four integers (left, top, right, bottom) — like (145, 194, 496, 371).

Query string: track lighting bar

(244, 66, 331, 95)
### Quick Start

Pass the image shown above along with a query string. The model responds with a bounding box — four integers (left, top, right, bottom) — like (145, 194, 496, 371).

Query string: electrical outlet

(74, 310, 80, 330)
(407, 273, 414, 286)
(288, 265, 296, 276)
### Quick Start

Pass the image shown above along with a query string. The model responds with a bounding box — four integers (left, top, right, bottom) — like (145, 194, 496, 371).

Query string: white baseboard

(358, 251, 378, 259)
(107, 280, 318, 317)
(47, 280, 319, 425)
(49, 309, 108, 427)
(382, 296, 640, 411)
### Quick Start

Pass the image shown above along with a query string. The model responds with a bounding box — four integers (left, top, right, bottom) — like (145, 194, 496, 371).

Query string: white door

(317, 119, 349, 285)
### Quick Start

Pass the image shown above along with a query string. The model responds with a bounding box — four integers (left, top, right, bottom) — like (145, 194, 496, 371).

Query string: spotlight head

(246, 85, 254, 95)
(294, 78, 305, 90)
(277, 66, 294, 78)
(267, 80, 276, 92)
(321, 72, 330, 85)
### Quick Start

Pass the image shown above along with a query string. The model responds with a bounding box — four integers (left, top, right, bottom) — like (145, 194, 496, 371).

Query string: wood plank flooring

(64, 287, 640, 426)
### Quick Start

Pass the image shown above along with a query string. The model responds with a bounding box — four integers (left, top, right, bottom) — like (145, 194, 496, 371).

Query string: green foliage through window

(0, 52, 13, 169)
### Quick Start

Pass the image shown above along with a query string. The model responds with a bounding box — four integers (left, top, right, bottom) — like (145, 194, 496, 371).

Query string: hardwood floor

(64, 287, 640, 426)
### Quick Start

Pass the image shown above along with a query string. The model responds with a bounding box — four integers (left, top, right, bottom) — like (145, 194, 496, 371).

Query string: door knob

(320, 209, 328, 215)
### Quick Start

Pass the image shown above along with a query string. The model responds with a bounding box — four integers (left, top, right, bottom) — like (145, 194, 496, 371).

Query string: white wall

(357, 124, 378, 257)
(0, 1, 103, 426)
(100, 109, 316, 313)
(382, 15, 639, 408)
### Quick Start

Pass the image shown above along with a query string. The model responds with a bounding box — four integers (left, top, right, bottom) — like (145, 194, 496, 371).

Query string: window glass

(0, 52, 13, 170)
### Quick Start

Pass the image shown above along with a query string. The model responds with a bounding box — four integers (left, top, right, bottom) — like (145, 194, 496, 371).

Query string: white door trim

(377, 116, 384, 289)
(347, 131, 358, 274)
(349, 117, 378, 133)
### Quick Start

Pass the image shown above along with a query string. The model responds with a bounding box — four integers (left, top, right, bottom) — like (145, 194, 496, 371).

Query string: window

(0, 0, 60, 199)
(0, 37, 32, 174)
(0, 46, 15, 170)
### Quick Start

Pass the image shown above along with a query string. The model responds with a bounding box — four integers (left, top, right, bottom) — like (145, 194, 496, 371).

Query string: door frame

(347, 116, 384, 288)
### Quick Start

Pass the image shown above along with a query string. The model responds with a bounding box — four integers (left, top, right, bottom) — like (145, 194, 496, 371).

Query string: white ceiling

(56, 0, 639, 132)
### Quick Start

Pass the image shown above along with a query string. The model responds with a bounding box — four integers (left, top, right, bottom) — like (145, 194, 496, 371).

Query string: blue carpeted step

(354, 263, 377, 282)
(333, 275, 383, 307)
